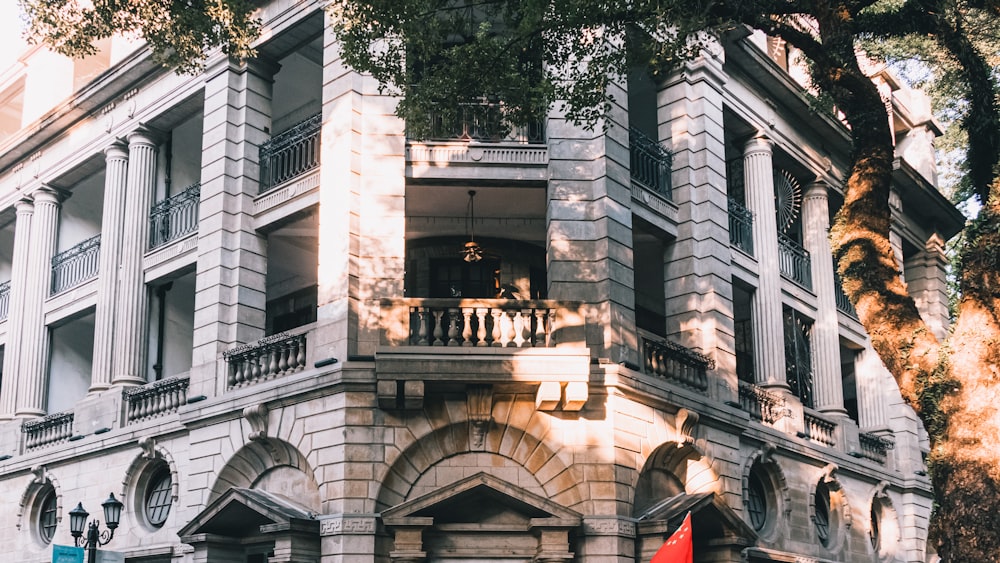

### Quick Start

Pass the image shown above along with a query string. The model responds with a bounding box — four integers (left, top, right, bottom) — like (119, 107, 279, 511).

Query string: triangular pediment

(382, 472, 580, 527)
(179, 487, 318, 539)
(636, 491, 757, 546)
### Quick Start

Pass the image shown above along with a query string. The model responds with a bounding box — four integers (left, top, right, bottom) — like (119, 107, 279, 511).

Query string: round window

(814, 481, 831, 546)
(38, 488, 57, 544)
(144, 468, 172, 527)
(746, 470, 768, 531)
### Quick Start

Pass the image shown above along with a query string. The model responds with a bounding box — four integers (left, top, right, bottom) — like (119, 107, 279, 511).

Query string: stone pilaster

(856, 345, 888, 431)
(110, 128, 158, 386)
(190, 56, 273, 398)
(802, 182, 844, 414)
(904, 233, 950, 341)
(659, 46, 736, 401)
(743, 137, 785, 389)
(0, 198, 34, 419)
(91, 141, 129, 391)
(16, 187, 61, 417)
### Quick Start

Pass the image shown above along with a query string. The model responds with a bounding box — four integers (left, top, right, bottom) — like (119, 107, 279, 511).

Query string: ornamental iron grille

(728, 198, 754, 255)
(727, 158, 745, 202)
(734, 317, 755, 384)
(746, 468, 769, 531)
(629, 127, 673, 199)
(783, 306, 814, 408)
(259, 114, 321, 194)
(417, 101, 545, 144)
(0, 279, 9, 320)
(149, 182, 201, 249)
(814, 481, 832, 546)
(51, 234, 101, 295)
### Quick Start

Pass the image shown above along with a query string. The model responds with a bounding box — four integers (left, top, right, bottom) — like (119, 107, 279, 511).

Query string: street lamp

(69, 493, 124, 563)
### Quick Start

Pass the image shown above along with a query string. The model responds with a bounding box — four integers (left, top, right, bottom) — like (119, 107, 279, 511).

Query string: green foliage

(18, 0, 260, 73)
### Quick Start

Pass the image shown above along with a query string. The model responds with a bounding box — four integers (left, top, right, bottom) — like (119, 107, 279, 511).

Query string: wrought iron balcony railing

(413, 102, 545, 144)
(22, 411, 74, 451)
(728, 198, 754, 255)
(777, 232, 812, 290)
(629, 127, 672, 199)
(738, 381, 788, 424)
(124, 376, 190, 423)
(224, 331, 308, 390)
(149, 182, 200, 249)
(259, 114, 321, 194)
(0, 280, 10, 321)
(858, 432, 895, 465)
(51, 234, 101, 295)
(640, 333, 714, 392)
(833, 265, 858, 318)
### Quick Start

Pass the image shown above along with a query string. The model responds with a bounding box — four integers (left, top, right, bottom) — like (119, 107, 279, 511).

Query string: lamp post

(69, 493, 123, 563)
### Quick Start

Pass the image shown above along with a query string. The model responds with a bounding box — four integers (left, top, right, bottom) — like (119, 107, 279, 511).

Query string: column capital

(104, 140, 130, 161)
(13, 197, 34, 214)
(127, 125, 162, 149)
(743, 135, 773, 156)
(30, 185, 65, 205)
(804, 180, 830, 201)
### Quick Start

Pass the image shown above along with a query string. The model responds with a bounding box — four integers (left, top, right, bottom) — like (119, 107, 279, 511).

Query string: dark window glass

(815, 482, 831, 545)
(747, 471, 768, 531)
(870, 501, 881, 550)
(145, 469, 173, 527)
(430, 258, 499, 298)
(39, 489, 57, 543)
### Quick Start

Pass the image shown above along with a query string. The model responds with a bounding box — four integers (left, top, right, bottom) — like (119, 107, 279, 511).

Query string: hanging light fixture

(461, 190, 483, 262)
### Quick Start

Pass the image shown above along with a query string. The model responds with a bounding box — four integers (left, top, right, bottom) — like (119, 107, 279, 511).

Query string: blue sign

(52, 545, 84, 563)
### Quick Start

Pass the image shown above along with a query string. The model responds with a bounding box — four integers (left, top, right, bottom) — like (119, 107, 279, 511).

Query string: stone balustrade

(22, 411, 74, 451)
(123, 376, 190, 423)
(800, 409, 837, 447)
(224, 330, 308, 390)
(639, 331, 714, 392)
(858, 432, 895, 465)
(738, 381, 788, 424)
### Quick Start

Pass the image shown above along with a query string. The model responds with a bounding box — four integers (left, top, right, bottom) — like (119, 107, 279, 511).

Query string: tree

(19, 0, 1000, 559)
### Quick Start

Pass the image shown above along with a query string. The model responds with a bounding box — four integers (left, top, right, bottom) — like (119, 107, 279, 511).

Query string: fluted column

(16, 187, 61, 417)
(856, 344, 889, 430)
(802, 181, 845, 414)
(90, 141, 129, 392)
(0, 199, 35, 419)
(112, 128, 158, 386)
(744, 137, 786, 389)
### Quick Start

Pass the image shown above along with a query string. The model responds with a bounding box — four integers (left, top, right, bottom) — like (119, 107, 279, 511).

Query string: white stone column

(111, 128, 158, 386)
(16, 187, 61, 417)
(743, 137, 785, 389)
(856, 344, 888, 431)
(802, 181, 845, 414)
(0, 198, 34, 419)
(91, 141, 129, 391)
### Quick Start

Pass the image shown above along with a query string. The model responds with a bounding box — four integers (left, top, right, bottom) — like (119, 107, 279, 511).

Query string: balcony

(259, 114, 321, 195)
(798, 408, 837, 447)
(414, 102, 545, 144)
(223, 329, 308, 390)
(639, 331, 714, 393)
(728, 198, 754, 255)
(149, 182, 200, 249)
(777, 232, 812, 290)
(833, 267, 857, 318)
(51, 234, 100, 295)
(629, 127, 672, 200)
(737, 381, 788, 424)
(123, 375, 190, 424)
(857, 432, 895, 465)
(0, 280, 9, 320)
(22, 411, 74, 451)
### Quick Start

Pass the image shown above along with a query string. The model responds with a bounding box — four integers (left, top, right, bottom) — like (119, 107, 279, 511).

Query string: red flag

(650, 511, 693, 563)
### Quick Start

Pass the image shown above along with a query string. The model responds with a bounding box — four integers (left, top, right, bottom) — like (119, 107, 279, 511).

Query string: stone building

(0, 2, 958, 562)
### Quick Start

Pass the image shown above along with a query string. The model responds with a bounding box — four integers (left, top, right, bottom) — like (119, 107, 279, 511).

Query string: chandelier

(461, 190, 483, 262)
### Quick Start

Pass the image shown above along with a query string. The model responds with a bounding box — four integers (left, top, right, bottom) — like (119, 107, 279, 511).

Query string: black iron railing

(833, 265, 857, 318)
(149, 182, 200, 249)
(629, 127, 672, 199)
(0, 280, 9, 321)
(728, 198, 754, 255)
(415, 102, 545, 144)
(51, 234, 101, 295)
(738, 381, 787, 424)
(640, 334, 714, 392)
(259, 114, 322, 194)
(778, 232, 812, 289)
(858, 432, 895, 465)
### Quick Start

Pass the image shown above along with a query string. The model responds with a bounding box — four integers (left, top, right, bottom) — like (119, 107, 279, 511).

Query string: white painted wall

(272, 51, 322, 133)
(146, 271, 195, 380)
(57, 171, 104, 253)
(46, 312, 95, 413)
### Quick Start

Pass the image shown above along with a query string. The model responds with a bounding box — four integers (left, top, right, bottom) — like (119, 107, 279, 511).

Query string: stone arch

(208, 437, 319, 509)
(808, 464, 853, 554)
(868, 481, 901, 561)
(17, 466, 62, 533)
(633, 441, 721, 516)
(121, 437, 181, 531)
(376, 419, 575, 512)
(741, 444, 791, 541)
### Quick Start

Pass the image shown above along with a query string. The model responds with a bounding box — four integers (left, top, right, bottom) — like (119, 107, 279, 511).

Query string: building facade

(0, 2, 959, 562)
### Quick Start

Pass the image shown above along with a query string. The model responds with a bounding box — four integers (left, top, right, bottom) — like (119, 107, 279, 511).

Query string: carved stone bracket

(673, 408, 699, 445)
(30, 465, 46, 484)
(467, 385, 493, 450)
(243, 403, 269, 441)
(139, 436, 157, 459)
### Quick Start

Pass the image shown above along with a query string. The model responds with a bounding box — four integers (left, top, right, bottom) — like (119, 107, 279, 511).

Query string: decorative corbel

(139, 436, 157, 459)
(759, 442, 777, 464)
(243, 403, 269, 441)
(821, 463, 840, 488)
(30, 465, 46, 485)
(874, 480, 890, 500)
(467, 385, 493, 450)
(674, 408, 699, 446)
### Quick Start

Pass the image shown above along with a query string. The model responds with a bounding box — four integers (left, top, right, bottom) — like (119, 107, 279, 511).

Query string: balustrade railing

(728, 198, 754, 255)
(406, 300, 555, 348)
(149, 182, 200, 249)
(0, 280, 9, 321)
(777, 233, 812, 289)
(833, 267, 857, 318)
(259, 114, 321, 194)
(124, 376, 190, 423)
(858, 432, 895, 464)
(22, 411, 74, 451)
(738, 381, 787, 424)
(51, 234, 101, 295)
(414, 102, 545, 144)
(799, 409, 837, 447)
(224, 331, 307, 390)
(629, 127, 672, 199)
(640, 333, 714, 392)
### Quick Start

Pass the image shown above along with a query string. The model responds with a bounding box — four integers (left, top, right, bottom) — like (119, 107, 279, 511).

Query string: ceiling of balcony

(405, 185, 547, 244)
